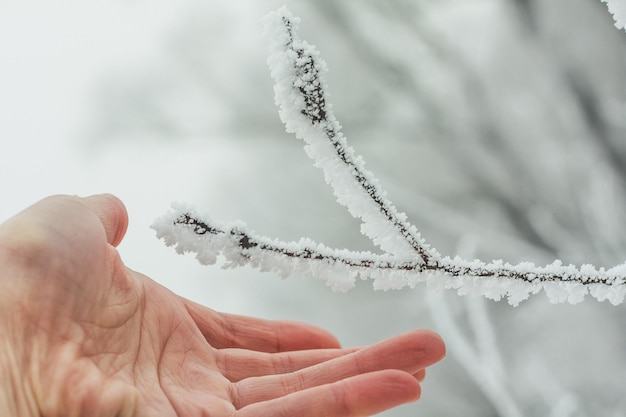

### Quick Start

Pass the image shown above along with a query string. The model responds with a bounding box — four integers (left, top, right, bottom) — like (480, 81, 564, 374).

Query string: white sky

(0, 1, 270, 312)
(0, 0, 341, 318)
(0, 1, 183, 209)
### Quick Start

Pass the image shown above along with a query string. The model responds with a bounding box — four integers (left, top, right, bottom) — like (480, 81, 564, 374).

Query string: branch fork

(152, 6, 626, 306)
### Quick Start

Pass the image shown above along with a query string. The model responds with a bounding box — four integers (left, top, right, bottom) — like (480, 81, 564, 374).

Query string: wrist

(0, 252, 38, 416)
(0, 344, 37, 416)
(0, 300, 39, 417)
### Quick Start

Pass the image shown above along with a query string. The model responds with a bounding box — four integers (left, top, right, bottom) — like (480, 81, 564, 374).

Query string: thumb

(82, 194, 129, 247)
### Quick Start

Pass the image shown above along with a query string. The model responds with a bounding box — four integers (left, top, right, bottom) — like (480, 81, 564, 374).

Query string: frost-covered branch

(153, 6, 626, 306)
(153, 204, 421, 292)
(265, 8, 433, 260)
(601, 0, 626, 31)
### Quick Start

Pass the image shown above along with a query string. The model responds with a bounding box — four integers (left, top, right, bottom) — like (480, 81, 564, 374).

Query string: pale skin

(0, 194, 445, 417)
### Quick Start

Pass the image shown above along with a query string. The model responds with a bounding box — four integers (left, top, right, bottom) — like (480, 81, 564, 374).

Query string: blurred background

(1, 0, 626, 415)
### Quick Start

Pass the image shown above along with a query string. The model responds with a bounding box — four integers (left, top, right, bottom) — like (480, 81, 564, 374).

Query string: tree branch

(153, 6, 626, 306)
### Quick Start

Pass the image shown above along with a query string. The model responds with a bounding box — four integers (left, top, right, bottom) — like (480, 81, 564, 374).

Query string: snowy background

(2, 0, 626, 416)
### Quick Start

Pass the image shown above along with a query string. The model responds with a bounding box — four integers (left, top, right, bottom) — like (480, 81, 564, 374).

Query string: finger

(233, 330, 444, 408)
(236, 370, 420, 417)
(414, 368, 426, 382)
(184, 299, 341, 352)
(81, 194, 129, 247)
(216, 347, 359, 382)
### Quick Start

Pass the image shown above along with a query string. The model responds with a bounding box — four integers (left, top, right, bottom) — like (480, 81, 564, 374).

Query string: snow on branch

(264, 8, 434, 260)
(601, 0, 626, 32)
(152, 6, 626, 306)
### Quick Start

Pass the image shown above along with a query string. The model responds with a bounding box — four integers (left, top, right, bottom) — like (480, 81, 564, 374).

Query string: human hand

(0, 194, 445, 417)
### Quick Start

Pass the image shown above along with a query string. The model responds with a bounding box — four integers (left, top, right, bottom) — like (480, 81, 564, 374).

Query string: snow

(264, 6, 430, 259)
(153, 6, 626, 307)
(602, 0, 626, 31)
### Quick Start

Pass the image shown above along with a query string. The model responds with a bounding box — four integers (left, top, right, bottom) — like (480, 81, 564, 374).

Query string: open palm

(0, 194, 445, 417)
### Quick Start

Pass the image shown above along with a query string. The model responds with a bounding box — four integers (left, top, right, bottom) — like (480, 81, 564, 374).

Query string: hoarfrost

(601, 0, 626, 31)
(153, 6, 626, 306)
